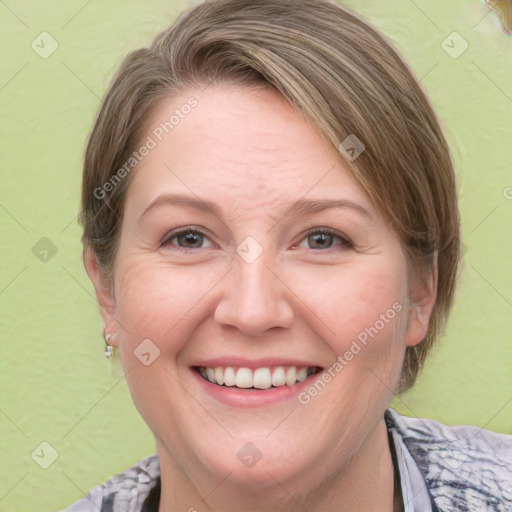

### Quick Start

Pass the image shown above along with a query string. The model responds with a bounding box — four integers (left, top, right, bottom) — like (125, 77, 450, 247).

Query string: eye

(161, 227, 352, 252)
(295, 228, 353, 251)
(161, 227, 215, 250)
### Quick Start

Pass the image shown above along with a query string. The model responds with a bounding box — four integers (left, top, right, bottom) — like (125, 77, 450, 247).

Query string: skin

(85, 84, 437, 511)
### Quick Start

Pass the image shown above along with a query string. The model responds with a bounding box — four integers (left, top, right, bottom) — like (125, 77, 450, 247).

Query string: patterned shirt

(62, 408, 512, 511)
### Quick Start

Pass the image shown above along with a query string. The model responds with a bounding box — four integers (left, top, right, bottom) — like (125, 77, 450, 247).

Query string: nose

(213, 248, 295, 337)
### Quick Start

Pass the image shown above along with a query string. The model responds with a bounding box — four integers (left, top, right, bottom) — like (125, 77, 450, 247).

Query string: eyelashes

(161, 227, 214, 250)
(161, 226, 353, 253)
(293, 228, 353, 251)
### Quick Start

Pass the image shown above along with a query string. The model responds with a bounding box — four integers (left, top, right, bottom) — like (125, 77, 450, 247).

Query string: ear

(404, 252, 438, 348)
(83, 247, 117, 340)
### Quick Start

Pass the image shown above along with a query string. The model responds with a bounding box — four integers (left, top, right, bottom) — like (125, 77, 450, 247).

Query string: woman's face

(88, 84, 434, 497)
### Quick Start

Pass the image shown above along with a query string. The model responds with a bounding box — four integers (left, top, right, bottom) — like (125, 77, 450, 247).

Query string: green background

(0, 1, 511, 510)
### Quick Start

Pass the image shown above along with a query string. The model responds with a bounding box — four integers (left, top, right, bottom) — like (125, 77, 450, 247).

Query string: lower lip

(192, 368, 320, 408)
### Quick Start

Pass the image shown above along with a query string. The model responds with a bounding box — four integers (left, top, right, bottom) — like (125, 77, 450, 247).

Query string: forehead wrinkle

(218, 187, 290, 228)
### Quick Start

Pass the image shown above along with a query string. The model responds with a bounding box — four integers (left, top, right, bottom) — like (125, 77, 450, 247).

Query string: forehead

(126, 84, 373, 216)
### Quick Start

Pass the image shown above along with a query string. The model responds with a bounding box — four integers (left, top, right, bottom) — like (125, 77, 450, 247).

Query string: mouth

(194, 365, 322, 390)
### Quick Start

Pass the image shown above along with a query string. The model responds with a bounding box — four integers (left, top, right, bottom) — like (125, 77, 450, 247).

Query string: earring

(103, 330, 114, 359)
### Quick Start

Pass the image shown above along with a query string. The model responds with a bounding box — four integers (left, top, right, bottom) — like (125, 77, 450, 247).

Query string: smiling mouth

(194, 365, 321, 389)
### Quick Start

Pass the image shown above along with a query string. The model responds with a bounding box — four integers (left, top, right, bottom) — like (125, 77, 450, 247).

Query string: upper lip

(192, 357, 323, 369)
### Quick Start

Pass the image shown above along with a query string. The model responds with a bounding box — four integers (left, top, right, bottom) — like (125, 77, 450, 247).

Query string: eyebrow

(140, 193, 373, 220)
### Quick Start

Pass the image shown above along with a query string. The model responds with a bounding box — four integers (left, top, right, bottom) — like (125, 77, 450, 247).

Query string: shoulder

(385, 408, 512, 512)
(60, 454, 160, 512)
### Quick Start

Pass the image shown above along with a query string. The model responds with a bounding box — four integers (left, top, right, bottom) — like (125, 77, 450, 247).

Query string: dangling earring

(103, 330, 114, 359)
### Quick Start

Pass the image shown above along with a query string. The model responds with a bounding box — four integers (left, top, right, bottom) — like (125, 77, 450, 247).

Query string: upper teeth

(198, 366, 316, 389)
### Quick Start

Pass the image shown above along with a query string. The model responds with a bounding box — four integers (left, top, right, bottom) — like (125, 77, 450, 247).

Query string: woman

(64, 0, 511, 510)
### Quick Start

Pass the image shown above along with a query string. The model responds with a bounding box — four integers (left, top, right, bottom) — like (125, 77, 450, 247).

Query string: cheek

(290, 258, 407, 343)
(287, 256, 409, 393)
(112, 258, 218, 351)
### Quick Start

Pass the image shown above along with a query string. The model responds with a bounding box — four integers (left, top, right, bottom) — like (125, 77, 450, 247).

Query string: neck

(157, 418, 395, 512)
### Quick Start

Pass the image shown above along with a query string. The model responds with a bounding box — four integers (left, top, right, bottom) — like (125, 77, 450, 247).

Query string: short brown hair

(80, 0, 462, 392)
